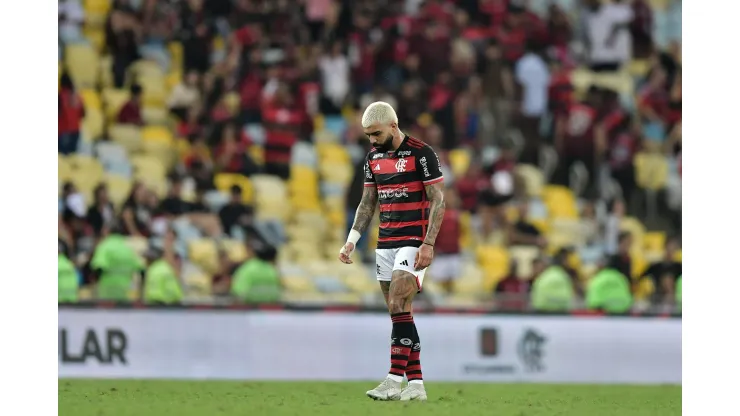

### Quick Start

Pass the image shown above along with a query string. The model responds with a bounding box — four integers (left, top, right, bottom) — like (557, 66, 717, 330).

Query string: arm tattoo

(351, 186, 378, 234)
(423, 182, 446, 246)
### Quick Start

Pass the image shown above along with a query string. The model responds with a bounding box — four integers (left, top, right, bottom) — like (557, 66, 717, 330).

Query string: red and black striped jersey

(364, 136, 444, 249)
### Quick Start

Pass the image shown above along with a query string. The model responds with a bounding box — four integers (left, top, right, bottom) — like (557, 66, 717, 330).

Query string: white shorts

(428, 253, 463, 282)
(375, 246, 427, 291)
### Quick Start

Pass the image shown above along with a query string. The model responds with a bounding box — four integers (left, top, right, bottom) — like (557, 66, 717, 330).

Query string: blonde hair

(361, 101, 398, 129)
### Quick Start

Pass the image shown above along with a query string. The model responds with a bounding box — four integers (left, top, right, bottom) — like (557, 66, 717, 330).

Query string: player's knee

(388, 297, 405, 314)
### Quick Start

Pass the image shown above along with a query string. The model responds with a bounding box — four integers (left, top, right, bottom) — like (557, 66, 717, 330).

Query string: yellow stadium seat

(58, 155, 73, 182)
(138, 75, 168, 108)
(188, 239, 219, 275)
(131, 155, 167, 182)
(99, 55, 114, 88)
(476, 245, 510, 292)
(316, 142, 350, 163)
(65, 44, 99, 87)
(634, 152, 669, 191)
(643, 232, 666, 254)
(214, 173, 255, 204)
(509, 246, 540, 277)
(634, 278, 655, 301)
(80, 89, 102, 112)
(448, 149, 471, 178)
(631, 254, 648, 279)
(102, 88, 130, 121)
(168, 42, 184, 69)
(248, 145, 264, 165)
(124, 236, 148, 255)
(542, 185, 578, 219)
(452, 264, 484, 295)
(515, 164, 545, 197)
(81, 109, 104, 141)
(185, 271, 213, 297)
(141, 140, 176, 169)
(69, 154, 104, 179)
(129, 60, 165, 79)
(627, 60, 650, 78)
(83, 27, 106, 52)
(620, 216, 646, 249)
(142, 107, 169, 125)
(221, 239, 249, 263)
(142, 125, 173, 145)
(108, 124, 142, 153)
(104, 174, 132, 207)
(281, 276, 316, 293)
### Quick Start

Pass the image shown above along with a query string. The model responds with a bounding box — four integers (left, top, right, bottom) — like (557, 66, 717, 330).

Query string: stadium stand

(58, 0, 681, 313)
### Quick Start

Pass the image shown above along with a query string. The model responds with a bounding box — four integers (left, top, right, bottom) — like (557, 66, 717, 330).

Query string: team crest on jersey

(395, 158, 408, 172)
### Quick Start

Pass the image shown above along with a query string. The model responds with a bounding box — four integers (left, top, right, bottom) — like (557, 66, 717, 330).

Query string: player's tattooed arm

(423, 182, 446, 246)
(351, 186, 378, 234)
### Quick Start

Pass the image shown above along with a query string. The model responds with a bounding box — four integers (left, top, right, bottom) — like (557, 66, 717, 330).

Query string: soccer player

(338, 102, 446, 402)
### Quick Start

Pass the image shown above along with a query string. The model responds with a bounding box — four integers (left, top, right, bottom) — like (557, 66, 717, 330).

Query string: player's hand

(415, 243, 434, 271)
(338, 242, 355, 264)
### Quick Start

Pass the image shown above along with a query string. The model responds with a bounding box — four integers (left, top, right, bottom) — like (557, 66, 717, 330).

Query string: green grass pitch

(59, 380, 681, 416)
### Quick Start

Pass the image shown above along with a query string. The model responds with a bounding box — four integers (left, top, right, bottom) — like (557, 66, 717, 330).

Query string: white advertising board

(58, 309, 681, 384)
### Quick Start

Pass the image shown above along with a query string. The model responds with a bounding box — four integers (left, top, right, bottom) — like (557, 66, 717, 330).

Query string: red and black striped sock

(388, 312, 414, 381)
(406, 319, 423, 384)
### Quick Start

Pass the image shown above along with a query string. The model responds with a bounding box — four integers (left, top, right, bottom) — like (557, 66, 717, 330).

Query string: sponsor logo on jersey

(378, 187, 409, 199)
(397, 151, 412, 157)
(420, 156, 430, 177)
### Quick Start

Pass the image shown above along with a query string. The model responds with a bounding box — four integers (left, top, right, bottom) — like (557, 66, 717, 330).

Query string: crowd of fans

(58, 0, 682, 312)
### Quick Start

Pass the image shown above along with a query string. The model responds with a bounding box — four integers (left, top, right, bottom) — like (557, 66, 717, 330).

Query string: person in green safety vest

(675, 275, 682, 311)
(530, 263, 576, 312)
(90, 225, 145, 301)
(586, 268, 633, 313)
(58, 241, 79, 303)
(143, 240, 183, 305)
(231, 244, 281, 304)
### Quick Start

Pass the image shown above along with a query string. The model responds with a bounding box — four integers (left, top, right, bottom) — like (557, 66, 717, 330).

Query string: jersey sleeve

(416, 145, 445, 186)
(363, 152, 377, 187)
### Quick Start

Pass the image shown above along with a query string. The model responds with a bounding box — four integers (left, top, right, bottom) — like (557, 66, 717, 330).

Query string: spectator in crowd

(530, 257, 576, 312)
(121, 182, 154, 237)
(480, 40, 515, 145)
(231, 244, 281, 304)
(59, 0, 85, 45)
(106, 0, 141, 87)
(219, 185, 254, 238)
(319, 41, 351, 115)
(586, 266, 633, 313)
(554, 85, 602, 192)
(159, 175, 191, 217)
(508, 200, 546, 248)
(607, 231, 633, 278)
(428, 188, 463, 294)
(90, 223, 145, 301)
(582, 0, 633, 72)
(514, 40, 550, 165)
(168, 70, 202, 120)
(143, 231, 183, 305)
(214, 124, 259, 176)
(58, 72, 85, 155)
(58, 240, 80, 303)
(604, 199, 626, 255)
(641, 237, 682, 304)
(86, 184, 116, 238)
(117, 84, 144, 126)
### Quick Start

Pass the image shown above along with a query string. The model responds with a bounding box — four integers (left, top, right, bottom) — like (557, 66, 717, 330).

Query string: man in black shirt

(219, 185, 254, 237)
(159, 176, 191, 217)
(642, 238, 682, 303)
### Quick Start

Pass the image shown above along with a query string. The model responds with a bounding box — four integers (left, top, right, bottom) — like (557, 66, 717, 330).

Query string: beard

(373, 134, 395, 152)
